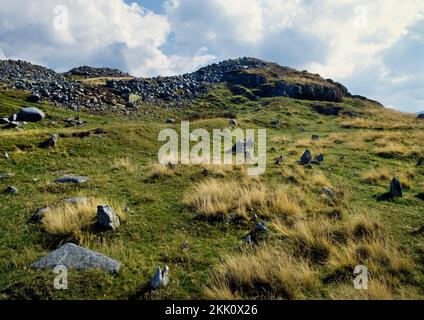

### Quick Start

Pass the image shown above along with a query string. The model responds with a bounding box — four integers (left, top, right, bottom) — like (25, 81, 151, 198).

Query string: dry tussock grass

(205, 210, 415, 299)
(204, 245, 320, 300)
(360, 167, 414, 189)
(42, 197, 124, 237)
(183, 178, 304, 220)
(112, 157, 139, 173)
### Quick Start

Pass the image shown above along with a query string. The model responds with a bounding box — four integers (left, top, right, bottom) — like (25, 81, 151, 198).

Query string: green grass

(0, 85, 423, 300)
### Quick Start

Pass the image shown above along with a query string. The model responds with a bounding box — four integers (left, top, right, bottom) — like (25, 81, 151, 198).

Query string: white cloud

(0, 0, 423, 112)
(0, 0, 174, 76)
(164, 0, 424, 111)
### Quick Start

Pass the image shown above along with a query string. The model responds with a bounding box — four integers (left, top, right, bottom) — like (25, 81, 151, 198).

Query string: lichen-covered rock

(55, 176, 89, 184)
(96, 205, 120, 231)
(31, 243, 121, 274)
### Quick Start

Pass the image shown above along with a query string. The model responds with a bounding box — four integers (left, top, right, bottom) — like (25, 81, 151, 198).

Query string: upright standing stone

(300, 149, 312, 165)
(390, 178, 403, 198)
(97, 205, 120, 230)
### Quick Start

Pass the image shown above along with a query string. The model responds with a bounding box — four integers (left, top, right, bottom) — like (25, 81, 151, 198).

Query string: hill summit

(1, 57, 357, 112)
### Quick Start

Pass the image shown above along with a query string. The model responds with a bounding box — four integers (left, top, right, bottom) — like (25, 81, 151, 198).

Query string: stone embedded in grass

(0, 117, 10, 124)
(151, 265, 170, 290)
(27, 94, 41, 103)
(55, 176, 89, 184)
(255, 221, 268, 233)
(315, 154, 324, 163)
(63, 197, 89, 205)
(300, 149, 312, 165)
(0, 173, 14, 180)
(244, 234, 253, 244)
(38, 134, 58, 148)
(322, 187, 337, 198)
(4, 186, 19, 194)
(96, 205, 120, 231)
(390, 178, 403, 198)
(30, 207, 50, 223)
(229, 118, 238, 127)
(31, 243, 121, 274)
(16, 107, 45, 122)
(312, 134, 320, 141)
(275, 155, 284, 165)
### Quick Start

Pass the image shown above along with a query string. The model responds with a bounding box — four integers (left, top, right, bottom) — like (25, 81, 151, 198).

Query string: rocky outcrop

(2, 57, 353, 112)
(0, 60, 62, 82)
(64, 66, 131, 78)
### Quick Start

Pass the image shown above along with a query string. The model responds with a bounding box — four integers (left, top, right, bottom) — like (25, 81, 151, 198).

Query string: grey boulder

(55, 176, 89, 184)
(16, 107, 46, 122)
(31, 243, 120, 274)
(151, 265, 170, 290)
(97, 205, 120, 231)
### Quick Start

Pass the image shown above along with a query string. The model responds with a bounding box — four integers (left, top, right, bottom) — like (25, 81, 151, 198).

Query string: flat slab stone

(31, 243, 120, 274)
(55, 176, 89, 184)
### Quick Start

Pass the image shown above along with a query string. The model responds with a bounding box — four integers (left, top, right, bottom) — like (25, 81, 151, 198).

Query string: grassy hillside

(0, 84, 423, 300)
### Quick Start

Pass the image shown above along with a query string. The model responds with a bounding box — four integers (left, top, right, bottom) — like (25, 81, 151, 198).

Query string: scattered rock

(38, 134, 58, 148)
(300, 149, 312, 165)
(201, 168, 210, 176)
(417, 157, 424, 167)
(30, 207, 50, 223)
(180, 240, 190, 250)
(0, 117, 10, 124)
(4, 186, 19, 194)
(165, 118, 176, 124)
(315, 154, 324, 163)
(151, 265, 170, 290)
(255, 221, 268, 233)
(0, 173, 14, 180)
(244, 234, 253, 244)
(31, 243, 121, 274)
(312, 134, 320, 141)
(229, 118, 238, 127)
(64, 197, 89, 204)
(271, 119, 280, 127)
(16, 107, 45, 122)
(96, 205, 120, 231)
(27, 94, 41, 103)
(322, 187, 337, 198)
(55, 176, 89, 184)
(389, 178, 403, 198)
(275, 155, 284, 165)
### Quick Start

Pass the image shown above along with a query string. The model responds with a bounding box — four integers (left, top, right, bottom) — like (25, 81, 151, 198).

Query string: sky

(0, 0, 423, 113)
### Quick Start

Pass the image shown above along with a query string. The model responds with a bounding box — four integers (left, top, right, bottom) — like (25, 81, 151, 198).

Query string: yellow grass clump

(112, 157, 139, 173)
(41, 197, 124, 237)
(183, 178, 268, 219)
(204, 245, 320, 300)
